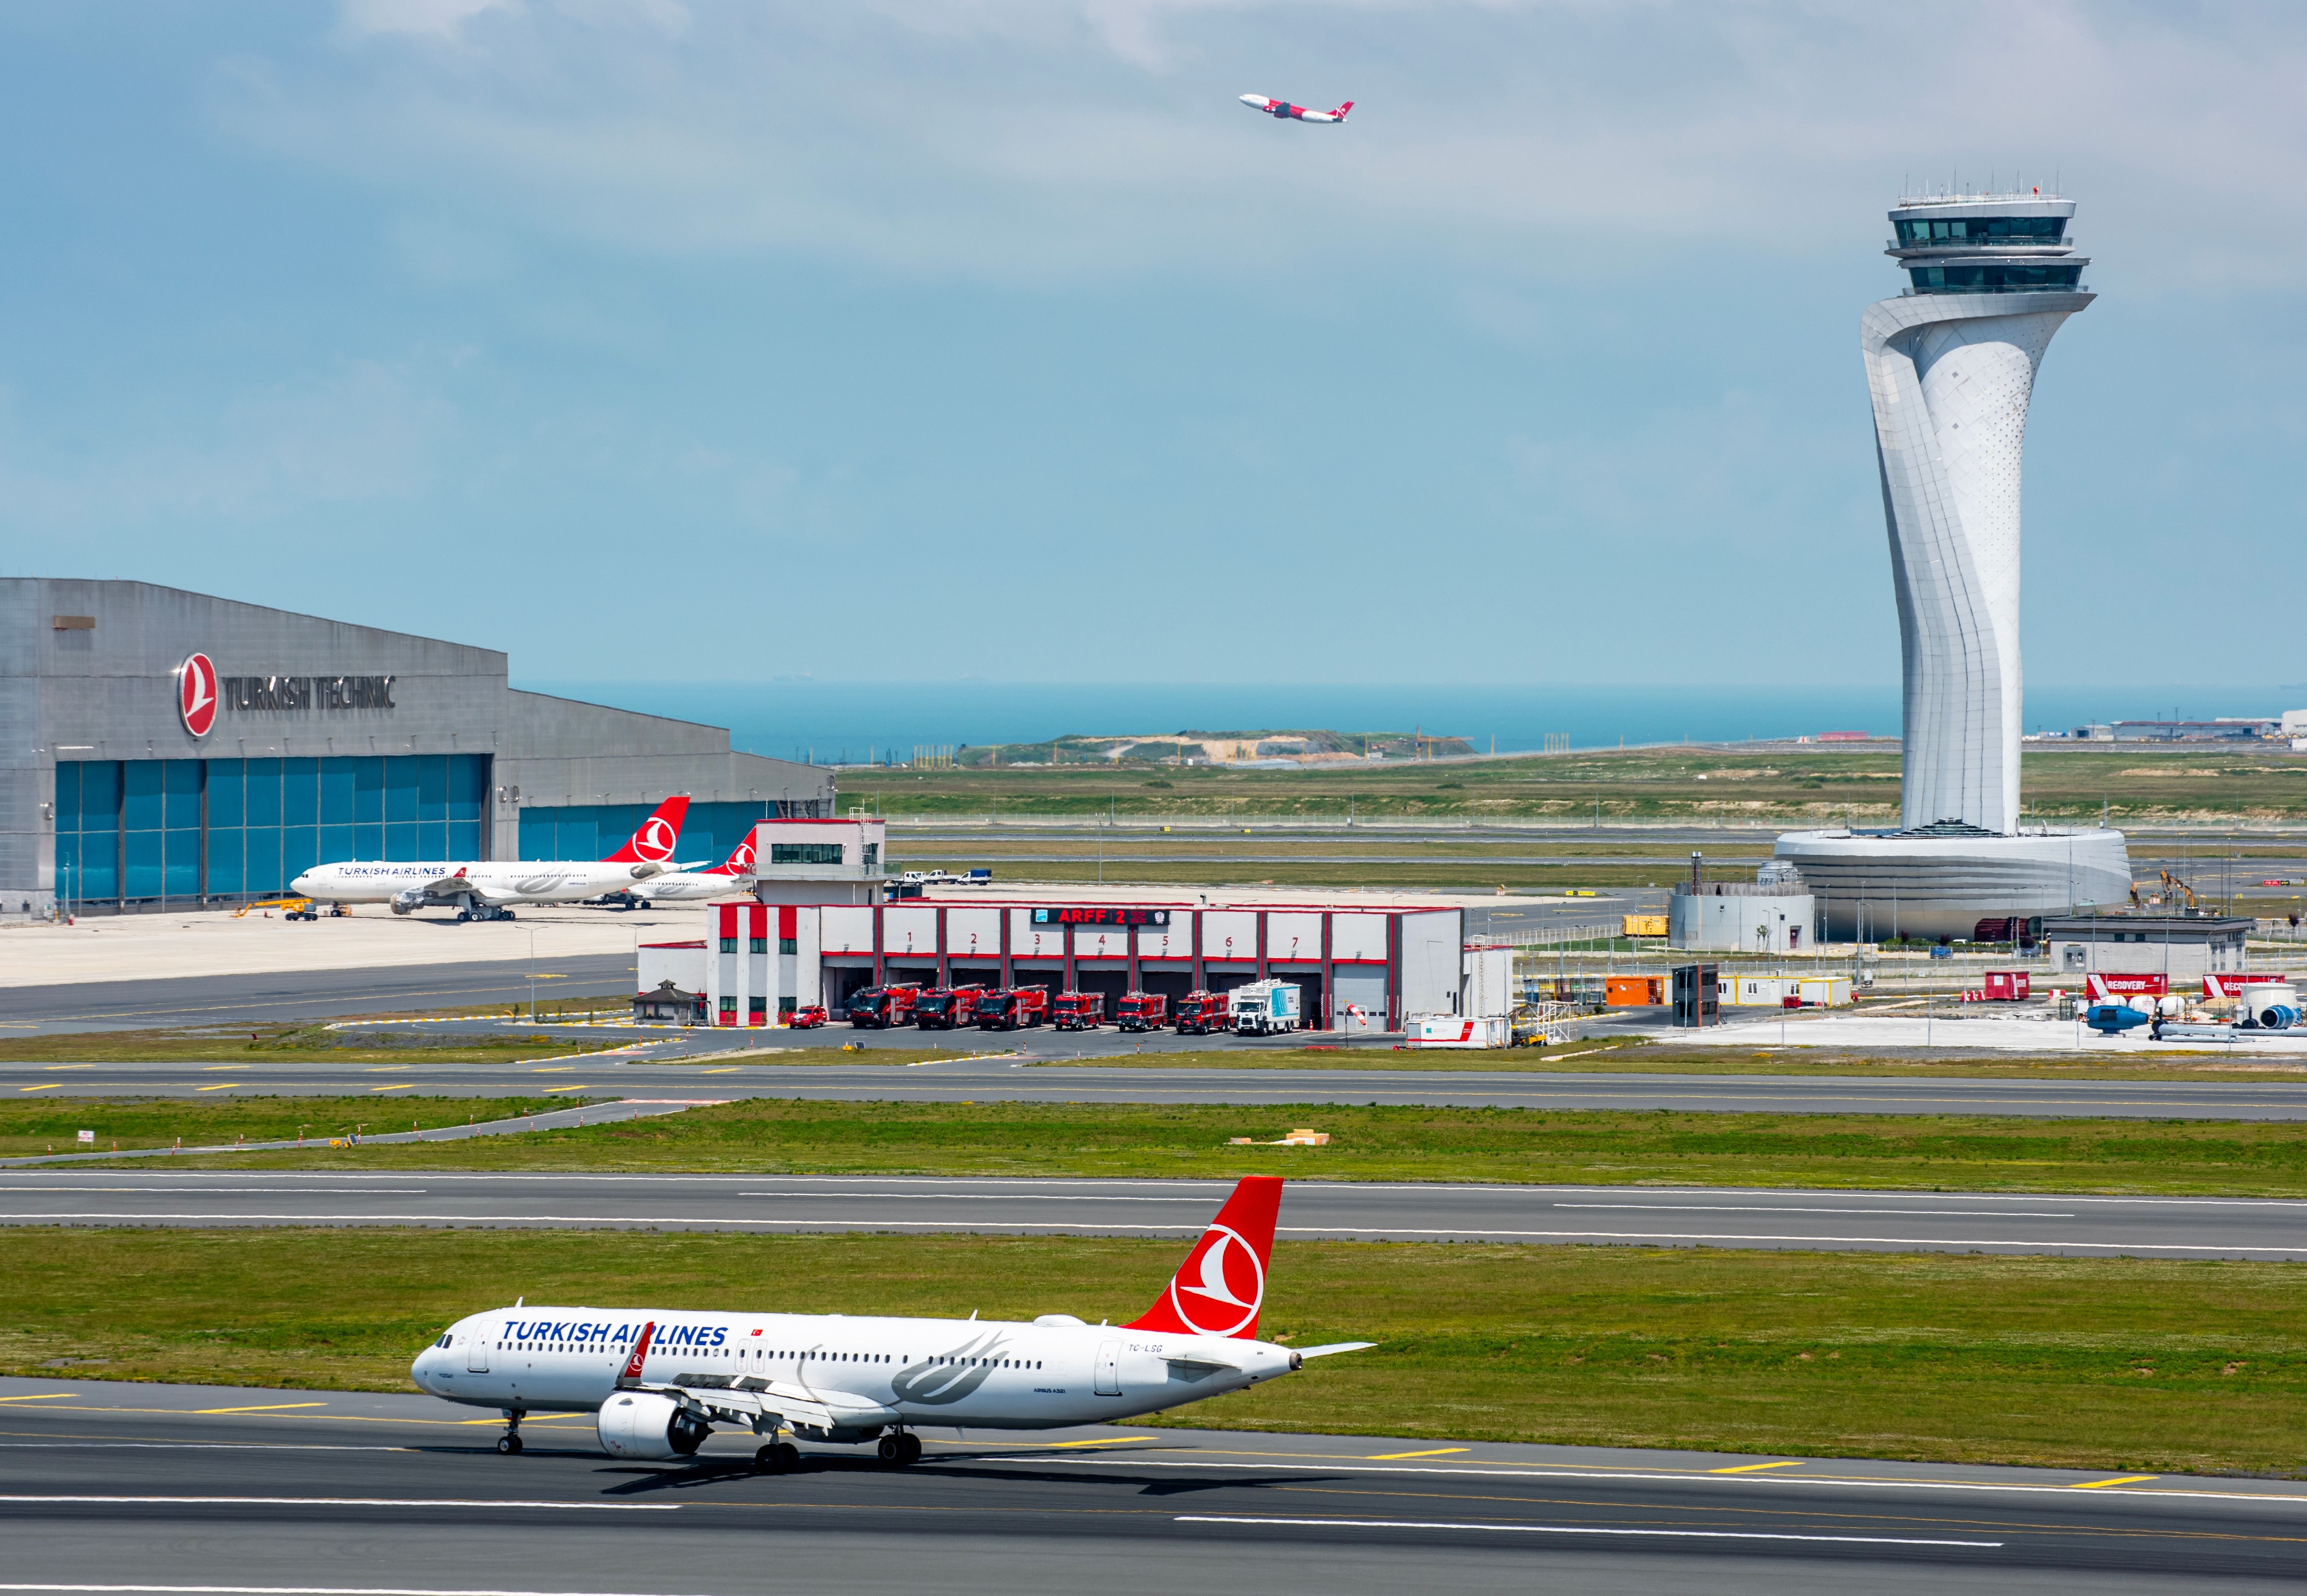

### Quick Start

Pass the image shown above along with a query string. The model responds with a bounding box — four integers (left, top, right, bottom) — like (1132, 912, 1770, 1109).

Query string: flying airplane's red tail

(1330, 101, 1354, 119)
(1125, 1176, 1281, 1340)
(711, 835, 758, 876)
(603, 796, 689, 865)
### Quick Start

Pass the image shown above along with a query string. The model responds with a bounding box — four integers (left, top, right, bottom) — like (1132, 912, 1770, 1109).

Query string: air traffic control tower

(1771, 193, 2131, 941)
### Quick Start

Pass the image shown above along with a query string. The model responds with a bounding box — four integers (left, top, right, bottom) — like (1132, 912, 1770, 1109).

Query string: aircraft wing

(411, 870, 485, 904)
(645, 1379, 899, 1436)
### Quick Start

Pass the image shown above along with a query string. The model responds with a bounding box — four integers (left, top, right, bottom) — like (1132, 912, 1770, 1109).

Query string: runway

(3, 1376, 2300, 1593)
(15, 1054, 2307, 1118)
(1, 1171, 2301, 1258)
(0, 953, 642, 1033)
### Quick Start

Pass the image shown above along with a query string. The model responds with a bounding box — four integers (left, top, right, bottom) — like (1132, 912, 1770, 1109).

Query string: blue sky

(5, 2, 2303, 688)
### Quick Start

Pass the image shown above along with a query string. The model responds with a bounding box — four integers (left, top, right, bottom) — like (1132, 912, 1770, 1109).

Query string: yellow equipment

(1622, 913, 1668, 938)
(235, 897, 346, 921)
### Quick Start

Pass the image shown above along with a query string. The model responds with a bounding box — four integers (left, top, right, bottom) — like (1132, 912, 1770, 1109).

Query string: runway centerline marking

(0, 1395, 75, 1404)
(1173, 1515, 2001, 1547)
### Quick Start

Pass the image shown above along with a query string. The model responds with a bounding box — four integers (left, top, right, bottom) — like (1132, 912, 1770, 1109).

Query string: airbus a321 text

(289, 795, 692, 924)
(410, 1176, 1369, 1468)
(1239, 94, 1353, 124)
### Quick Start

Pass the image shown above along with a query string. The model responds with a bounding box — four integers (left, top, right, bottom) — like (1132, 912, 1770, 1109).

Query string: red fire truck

(975, 986, 1050, 1031)
(1115, 991, 1168, 1031)
(845, 985, 921, 1029)
(1052, 990, 1106, 1031)
(1173, 990, 1229, 1035)
(912, 985, 988, 1030)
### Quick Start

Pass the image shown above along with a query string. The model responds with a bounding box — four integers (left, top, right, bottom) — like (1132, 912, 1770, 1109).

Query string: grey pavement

(0, 1170, 2300, 1258)
(14, 1054, 2307, 1117)
(1, 1374, 2299, 1593)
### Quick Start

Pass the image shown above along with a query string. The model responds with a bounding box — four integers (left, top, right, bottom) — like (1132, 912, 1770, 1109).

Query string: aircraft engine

(390, 889, 428, 916)
(2258, 1004, 2299, 1032)
(597, 1392, 712, 1460)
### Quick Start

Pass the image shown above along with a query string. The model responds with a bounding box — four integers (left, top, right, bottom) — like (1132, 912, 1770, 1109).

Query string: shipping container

(1982, 970, 2031, 1001)
(1405, 1014, 1509, 1048)
(1604, 974, 1666, 1007)
(1622, 914, 1668, 938)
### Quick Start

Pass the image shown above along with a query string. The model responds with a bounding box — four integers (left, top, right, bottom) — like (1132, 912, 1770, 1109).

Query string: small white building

(748, 817, 889, 906)
(1670, 883, 1815, 953)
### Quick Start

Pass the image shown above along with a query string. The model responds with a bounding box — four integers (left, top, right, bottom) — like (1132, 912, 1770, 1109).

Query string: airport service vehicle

(1174, 991, 1228, 1035)
(976, 987, 1049, 1031)
(913, 986, 987, 1030)
(290, 797, 691, 924)
(787, 1005, 828, 1030)
(1115, 991, 1167, 1032)
(623, 837, 759, 906)
(1405, 1015, 1508, 1049)
(962, 869, 993, 886)
(409, 1176, 1368, 1465)
(1051, 991, 1105, 1031)
(1230, 979, 1302, 1037)
(846, 985, 921, 1029)
(1239, 93, 1353, 124)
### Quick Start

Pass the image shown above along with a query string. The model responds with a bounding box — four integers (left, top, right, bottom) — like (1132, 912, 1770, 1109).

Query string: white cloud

(339, 0, 521, 41)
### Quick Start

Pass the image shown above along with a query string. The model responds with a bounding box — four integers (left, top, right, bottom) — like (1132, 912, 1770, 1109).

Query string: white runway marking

(1554, 1203, 2079, 1218)
(1174, 1515, 2002, 1547)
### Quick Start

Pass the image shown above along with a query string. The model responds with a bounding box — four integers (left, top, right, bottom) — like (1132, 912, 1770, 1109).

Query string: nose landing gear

(495, 1411, 524, 1455)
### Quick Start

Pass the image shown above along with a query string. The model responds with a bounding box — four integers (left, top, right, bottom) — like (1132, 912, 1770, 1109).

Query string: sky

(4, 1, 2304, 690)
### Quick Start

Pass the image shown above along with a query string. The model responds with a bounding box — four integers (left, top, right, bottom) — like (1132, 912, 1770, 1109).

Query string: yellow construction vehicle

(234, 897, 346, 921)
(2161, 869, 2201, 910)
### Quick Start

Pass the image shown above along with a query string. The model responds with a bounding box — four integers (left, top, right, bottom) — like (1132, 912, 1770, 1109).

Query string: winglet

(603, 796, 690, 864)
(1124, 1176, 1282, 1340)
(618, 1321, 656, 1388)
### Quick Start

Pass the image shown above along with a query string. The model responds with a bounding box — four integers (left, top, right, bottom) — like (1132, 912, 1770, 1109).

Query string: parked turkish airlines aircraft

(289, 796, 690, 923)
(410, 1176, 1369, 1466)
(1239, 93, 1353, 123)
(623, 835, 758, 906)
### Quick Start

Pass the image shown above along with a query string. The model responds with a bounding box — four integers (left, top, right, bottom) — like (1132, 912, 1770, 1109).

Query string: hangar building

(2, 578, 831, 914)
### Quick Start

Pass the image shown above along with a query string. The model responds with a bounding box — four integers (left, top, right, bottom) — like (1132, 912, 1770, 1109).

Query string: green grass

(4, 1226, 2301, 1474)
(839, 744, 2307, 825)
(39, 1096, 2307, 1197)
(2, 1025, 636, 1066)
(0, 1095, 583, 1158)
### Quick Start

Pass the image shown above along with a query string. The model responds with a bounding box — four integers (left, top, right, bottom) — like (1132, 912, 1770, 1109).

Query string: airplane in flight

(409, 1175, 1370, 1467)
(289, 795, 692, 923)
(1239, 94, 1353, 124)
(610, 833, 759, 907)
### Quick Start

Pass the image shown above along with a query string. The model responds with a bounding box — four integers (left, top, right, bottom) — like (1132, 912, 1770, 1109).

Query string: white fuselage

(291, 859, 665, 909)
(630, 869, 755, 903)
(411, 1304, 1295, 1430)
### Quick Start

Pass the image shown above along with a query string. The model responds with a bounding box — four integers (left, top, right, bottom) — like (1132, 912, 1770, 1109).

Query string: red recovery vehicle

(1051, 990, 1106, 1031)
(912, 985, 988, 1030)
(975, 986, 1050, 1031)
(1173, 990, 1229, 1035)
(1115, 991, 1168, 1032)
(845, 984, 921, 1029)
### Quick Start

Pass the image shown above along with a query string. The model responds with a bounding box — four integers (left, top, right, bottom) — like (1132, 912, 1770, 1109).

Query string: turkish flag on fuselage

(1124, 1175, 1282, 1340)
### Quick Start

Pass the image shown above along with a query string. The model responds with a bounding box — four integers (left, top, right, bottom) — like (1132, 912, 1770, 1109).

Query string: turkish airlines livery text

(410, 1177, 1369, 1467)
(291, 796, 692, 923)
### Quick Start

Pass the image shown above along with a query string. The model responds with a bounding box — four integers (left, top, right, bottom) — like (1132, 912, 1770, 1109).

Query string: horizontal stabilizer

(1292, 1342, 1377, 1359)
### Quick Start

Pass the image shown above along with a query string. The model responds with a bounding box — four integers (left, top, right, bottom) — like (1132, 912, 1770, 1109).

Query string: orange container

(1605, 975, 1665, 1007)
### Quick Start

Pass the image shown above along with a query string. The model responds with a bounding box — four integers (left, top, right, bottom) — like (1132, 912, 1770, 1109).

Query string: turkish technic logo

(177, 653, 218, 738)
(1165, 1222, 1266, 1337)
(632, 815, 679, 863)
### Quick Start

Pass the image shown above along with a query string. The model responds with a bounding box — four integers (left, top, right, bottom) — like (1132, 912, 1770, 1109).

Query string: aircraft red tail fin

(1330, 101, 1354, 119)
(617, 1320, 655, 1387)
(713, 836, 758, 876)
(603, 796, 689, 864)
(1124, 1176, 1281, 1340)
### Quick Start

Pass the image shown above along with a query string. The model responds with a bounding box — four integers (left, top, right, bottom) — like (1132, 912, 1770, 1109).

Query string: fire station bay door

(467, 1331, 489, 1373)
(1095, 1341, 1122, 1396)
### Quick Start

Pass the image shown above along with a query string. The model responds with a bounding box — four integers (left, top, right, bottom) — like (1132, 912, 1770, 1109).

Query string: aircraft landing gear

(496, 1411, 524, 1455)
(877, 1431, 921, 1467)
(754, 1441, 801, 1473)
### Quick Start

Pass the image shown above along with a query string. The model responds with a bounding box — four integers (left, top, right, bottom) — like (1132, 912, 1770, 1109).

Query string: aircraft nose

(1239, 94, 1263, 105)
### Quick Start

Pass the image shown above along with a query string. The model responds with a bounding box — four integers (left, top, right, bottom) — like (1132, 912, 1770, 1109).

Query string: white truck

(1229, 979, 1302, 1036)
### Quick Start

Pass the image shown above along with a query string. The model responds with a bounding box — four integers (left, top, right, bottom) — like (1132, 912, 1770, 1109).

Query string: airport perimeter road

(2, 1172, 2302, 1259)
(15, 1055, 2307, 1118)
(0, 953, 641, 1033)
(3, 1377, 2301, 1594)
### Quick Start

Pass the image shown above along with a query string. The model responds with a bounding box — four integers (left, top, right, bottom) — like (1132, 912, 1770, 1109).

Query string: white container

(1229, 979, 1303, 1036)
(1406, 1014, 1509, 1048)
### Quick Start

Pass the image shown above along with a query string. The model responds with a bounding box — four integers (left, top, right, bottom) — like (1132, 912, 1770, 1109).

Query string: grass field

(843, 744, 2307, 825)
(0, 1095, 583, 1157)
(5, 1226, 2301, 1474)
(1, 1025, 640, 1067)
(36, 1096, 2307, 1196)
